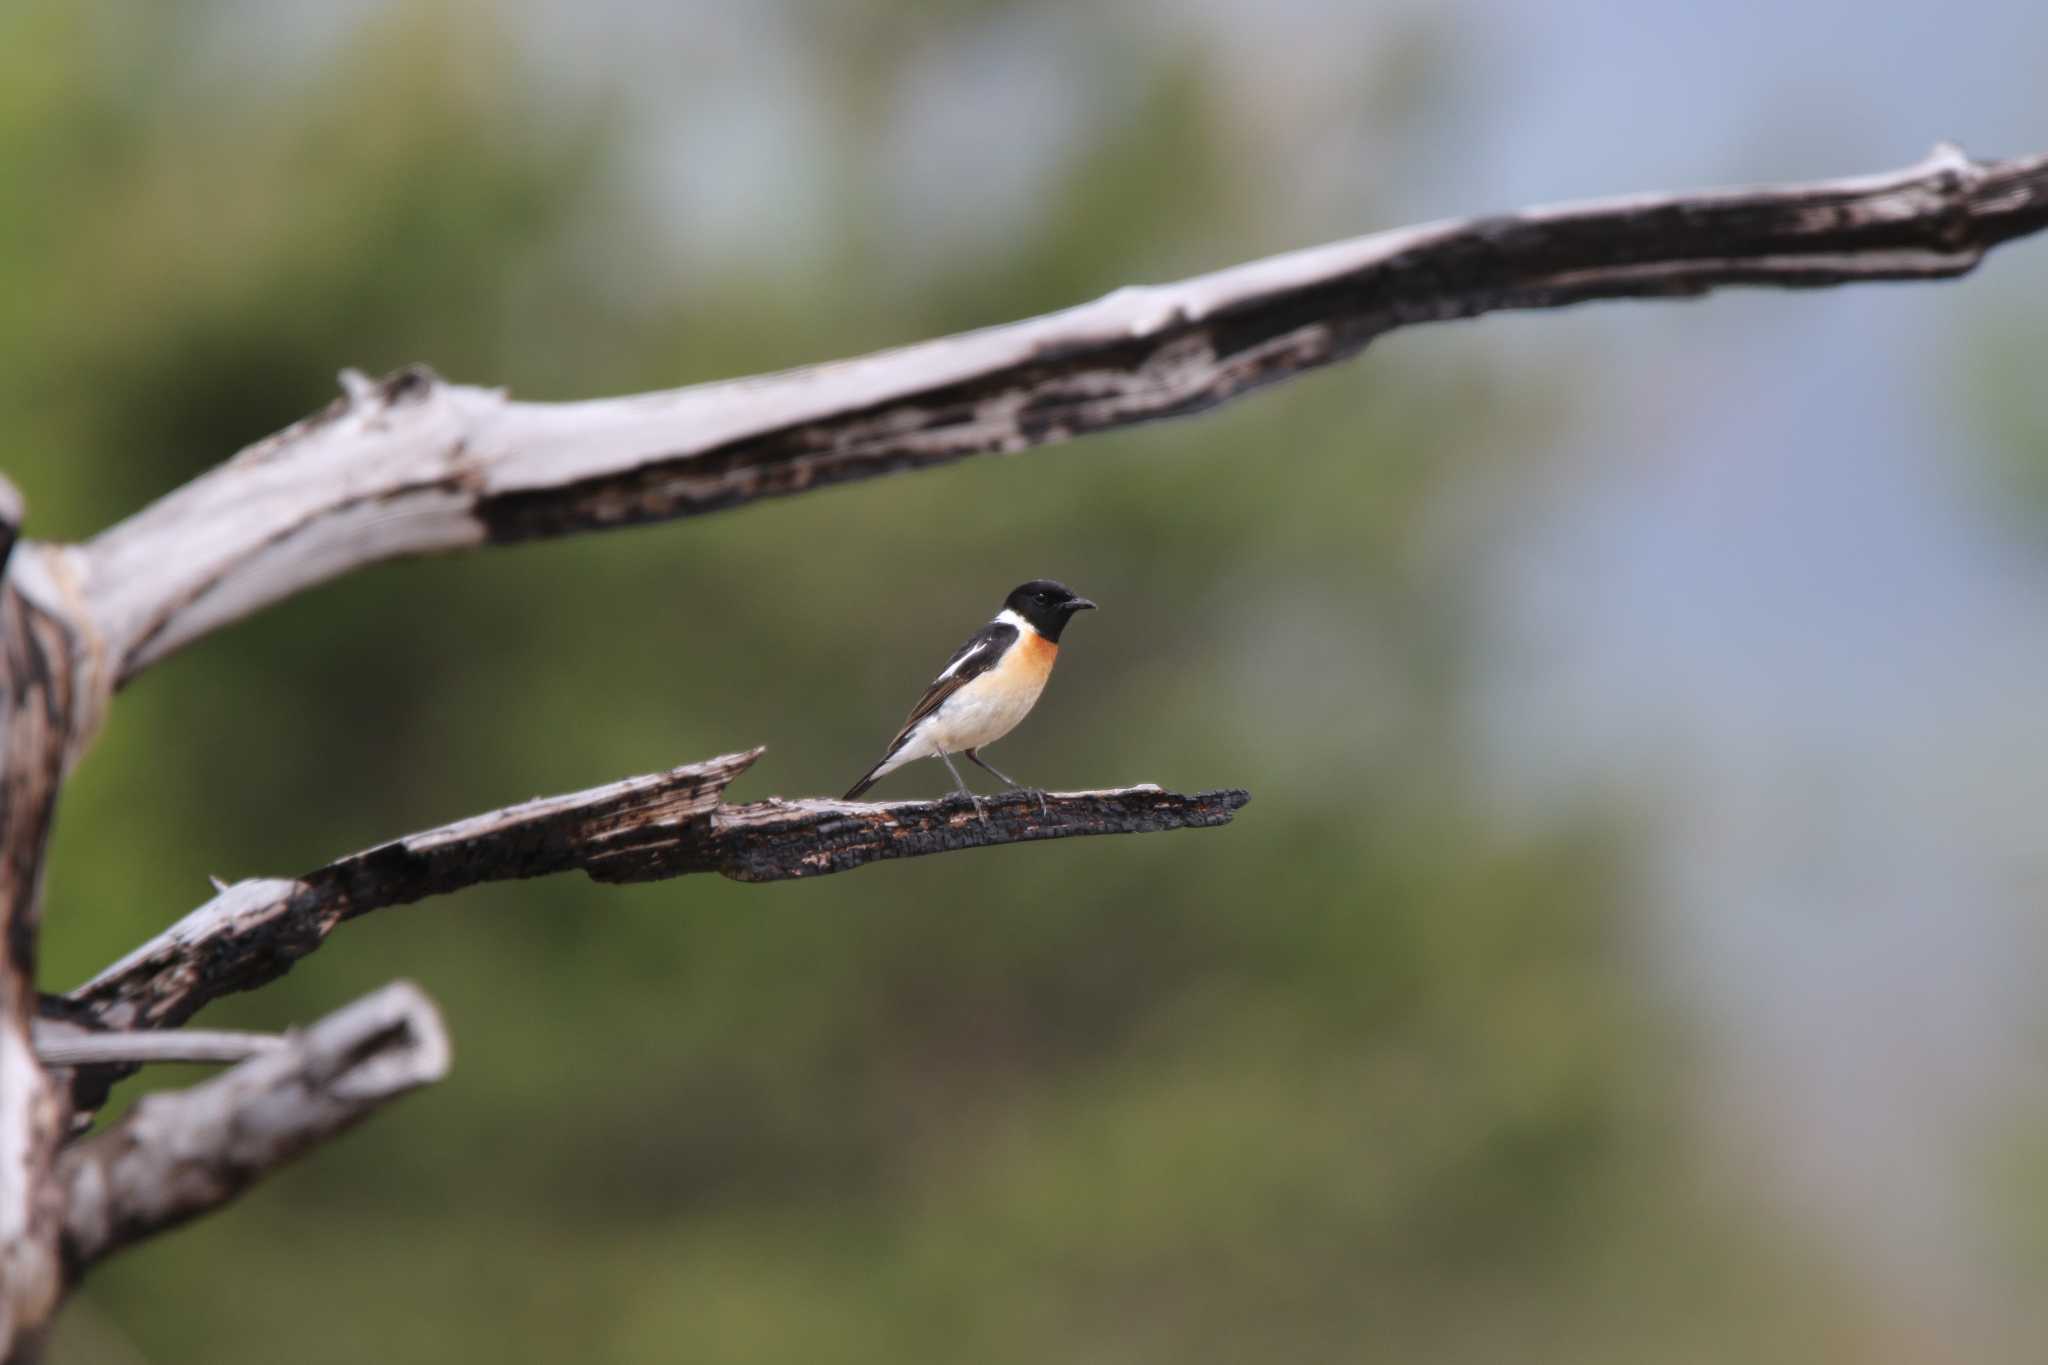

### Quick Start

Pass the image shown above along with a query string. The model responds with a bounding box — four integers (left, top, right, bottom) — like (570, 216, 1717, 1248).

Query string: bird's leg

(937, 750, 987, 824)
(965, 748, 1020, 786)
(967, 749, 1048, 816)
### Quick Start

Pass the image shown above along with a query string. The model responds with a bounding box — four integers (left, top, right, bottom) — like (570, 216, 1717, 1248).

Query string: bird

(844, 579, 1097, 817)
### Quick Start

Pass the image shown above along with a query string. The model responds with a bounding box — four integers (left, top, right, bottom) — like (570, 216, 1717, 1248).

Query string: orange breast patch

(1010, 630, 1058, 685)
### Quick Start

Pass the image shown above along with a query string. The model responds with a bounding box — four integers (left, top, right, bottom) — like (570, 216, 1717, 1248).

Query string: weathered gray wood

(55, 982, 447, 1277)
(65, 145, 2048, 688)
(30, 1024, 285, 1069)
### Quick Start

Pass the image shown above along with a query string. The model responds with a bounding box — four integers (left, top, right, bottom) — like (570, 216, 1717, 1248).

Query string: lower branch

(662, 786, 1253, 884)
(65, 749, 767, 1036)
(56, 981, 448, 1278)
(58, 752, 1249, 1059)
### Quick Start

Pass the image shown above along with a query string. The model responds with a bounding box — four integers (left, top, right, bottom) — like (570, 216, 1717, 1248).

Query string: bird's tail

(846, 731, 923, 800)
(843, 764, 885, 801)
(843, 749, 898, 801)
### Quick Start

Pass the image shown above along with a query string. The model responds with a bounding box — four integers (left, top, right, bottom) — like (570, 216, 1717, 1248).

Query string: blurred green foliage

(4, 4, 1877, 1361)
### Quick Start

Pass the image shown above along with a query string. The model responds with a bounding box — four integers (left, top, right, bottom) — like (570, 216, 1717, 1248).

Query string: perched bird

(844, 579, 1097, 815)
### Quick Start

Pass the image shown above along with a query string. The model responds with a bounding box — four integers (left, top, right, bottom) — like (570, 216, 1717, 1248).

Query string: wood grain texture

(62, 145, 2048, 688)
(55, 982, 447, 1278)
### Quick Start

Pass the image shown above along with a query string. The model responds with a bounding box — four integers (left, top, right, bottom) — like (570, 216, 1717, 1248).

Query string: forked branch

(56, 981, 448, 1278)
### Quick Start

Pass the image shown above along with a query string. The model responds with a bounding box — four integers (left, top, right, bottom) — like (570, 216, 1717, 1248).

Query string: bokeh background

(11, 1, 2048, 1361)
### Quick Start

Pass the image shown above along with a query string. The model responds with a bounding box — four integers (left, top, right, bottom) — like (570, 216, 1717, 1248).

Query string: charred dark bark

(63, 750, 766, 1040)
(59, 754, 1246, 1084)
(659, 786, 1253, 884)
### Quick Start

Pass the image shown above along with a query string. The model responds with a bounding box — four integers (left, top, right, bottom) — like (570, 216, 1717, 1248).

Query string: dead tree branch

(685, 786, 1253, 884)
(3, 144, 2046, 1357)
(56, 982, 448, 1279)
(66, 749, 765, 1037)
(60, 753, 1248, 1050)
(31, 1024, 285, 1070)
(58, 145, 2048, 691)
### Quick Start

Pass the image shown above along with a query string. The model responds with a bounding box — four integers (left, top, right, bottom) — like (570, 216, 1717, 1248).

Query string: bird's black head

(1004, 579, 1097, 641)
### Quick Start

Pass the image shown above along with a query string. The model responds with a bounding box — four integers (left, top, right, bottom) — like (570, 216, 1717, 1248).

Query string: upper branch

(60, 751, 1248, 1042)
(68, 145, 2048, 688)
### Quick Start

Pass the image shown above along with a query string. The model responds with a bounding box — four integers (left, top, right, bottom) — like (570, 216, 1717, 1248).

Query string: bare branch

(63, 145, 2048, 687)
(659, 786, 1254, 884)
(61, 754, 1247, 1047)
(56, 981, 448, 1277)
(31, 1023, 285, 1069)
(69, 748, 765, 1035)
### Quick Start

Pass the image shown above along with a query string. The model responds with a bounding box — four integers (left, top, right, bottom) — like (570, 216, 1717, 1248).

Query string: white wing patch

(934, 633, 997, 683)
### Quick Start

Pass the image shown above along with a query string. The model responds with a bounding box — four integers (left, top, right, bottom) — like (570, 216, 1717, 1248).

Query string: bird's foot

(991, 782, 1050, 816)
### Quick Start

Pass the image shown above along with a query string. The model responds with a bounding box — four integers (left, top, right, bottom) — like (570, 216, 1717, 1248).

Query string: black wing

(843, 621, 1019, 799)
(885, 620, 1017, 753)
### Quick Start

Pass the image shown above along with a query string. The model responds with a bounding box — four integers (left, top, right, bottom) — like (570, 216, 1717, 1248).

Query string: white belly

(914, 668, 1047, 756)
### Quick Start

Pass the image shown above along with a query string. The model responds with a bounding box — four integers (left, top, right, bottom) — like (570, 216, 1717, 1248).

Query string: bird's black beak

(1066, 597, 1097, 612)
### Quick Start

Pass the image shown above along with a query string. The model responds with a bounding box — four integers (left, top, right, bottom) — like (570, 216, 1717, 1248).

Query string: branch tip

(336, 367, 377, 406)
